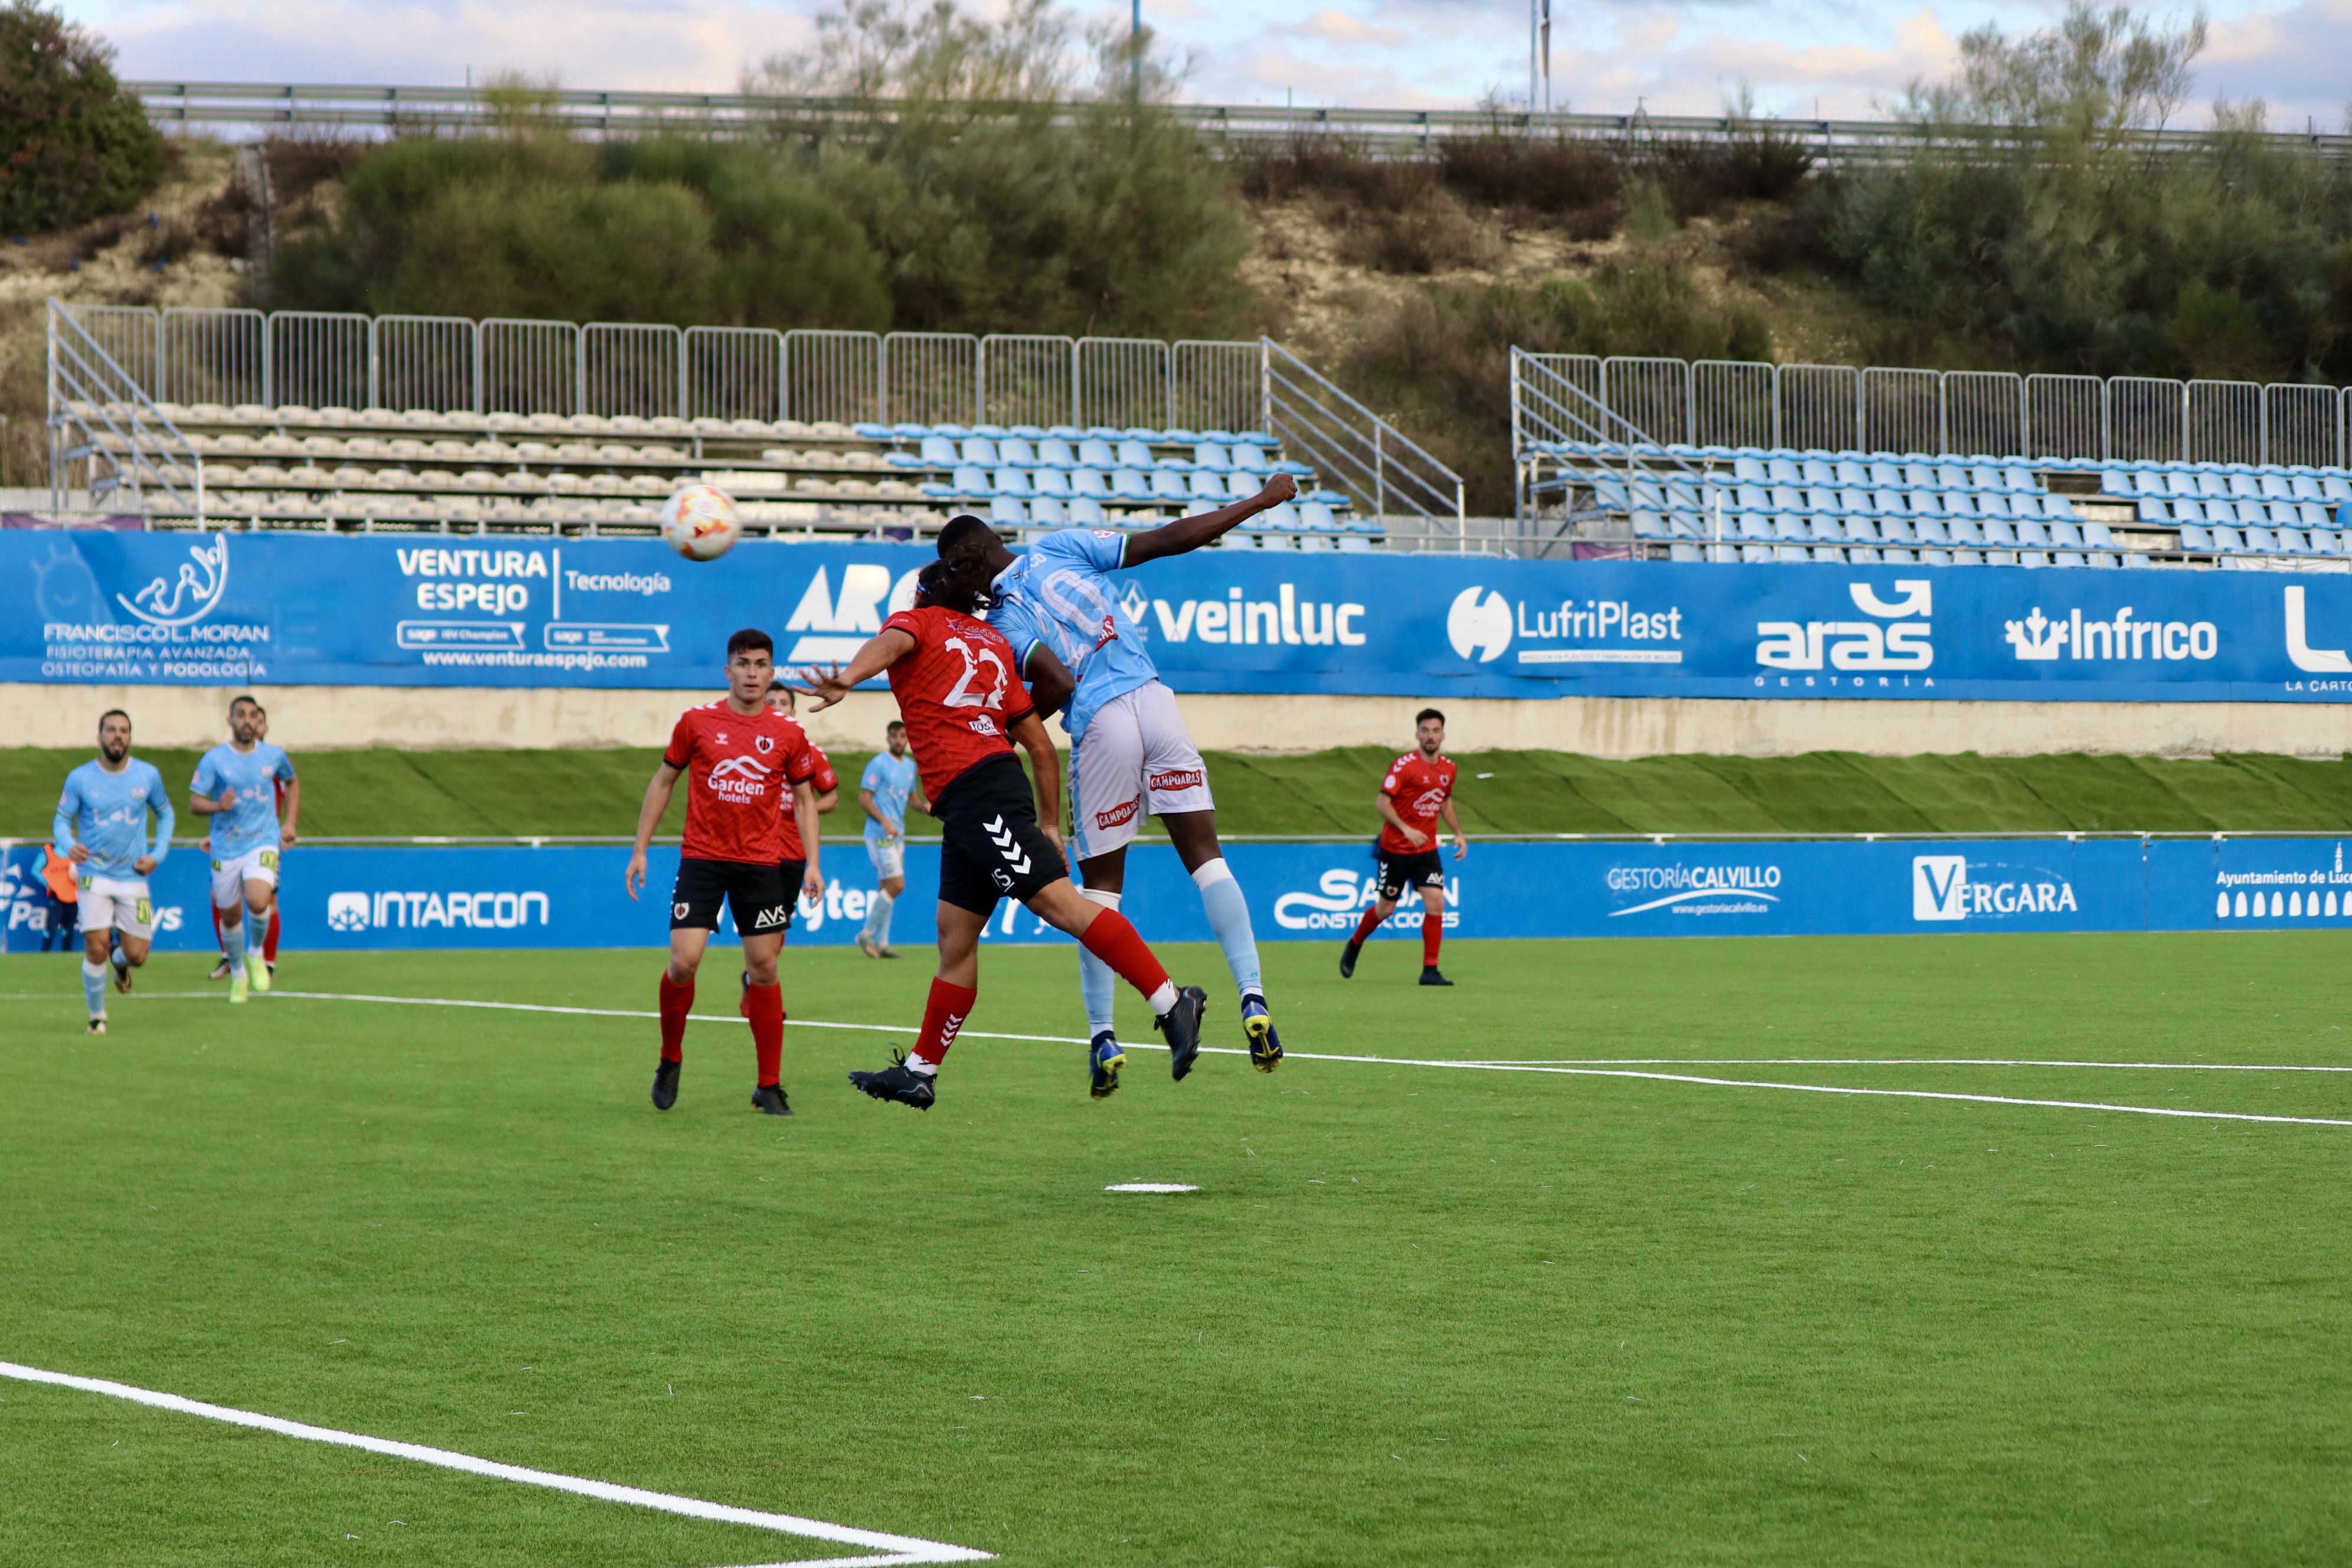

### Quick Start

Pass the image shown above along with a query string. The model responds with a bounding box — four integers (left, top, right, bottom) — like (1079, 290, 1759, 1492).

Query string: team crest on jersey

(755, 734, 775, 754)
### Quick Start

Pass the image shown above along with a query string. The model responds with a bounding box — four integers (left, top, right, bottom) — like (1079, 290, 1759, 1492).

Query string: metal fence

(1513, 351, 2352, 471)
(60, 304, 1272, 433)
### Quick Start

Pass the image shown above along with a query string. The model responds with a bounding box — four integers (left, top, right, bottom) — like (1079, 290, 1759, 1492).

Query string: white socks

(1146, 979, 1180, 1017)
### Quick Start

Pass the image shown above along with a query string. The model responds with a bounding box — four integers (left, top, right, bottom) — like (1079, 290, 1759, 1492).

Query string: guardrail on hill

(128, 80, 2352, 161)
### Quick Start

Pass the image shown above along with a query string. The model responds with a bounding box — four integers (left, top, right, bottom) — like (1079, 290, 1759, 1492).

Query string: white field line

(0, 1360, 989, 1568)
(231, 989, 2352, 1129)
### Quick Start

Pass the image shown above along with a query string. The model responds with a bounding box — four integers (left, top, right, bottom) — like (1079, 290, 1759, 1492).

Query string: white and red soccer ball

(661, 483, 743, 561)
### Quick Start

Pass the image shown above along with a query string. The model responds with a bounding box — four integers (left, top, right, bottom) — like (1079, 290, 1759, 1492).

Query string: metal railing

(45, 301, 204, 521)
(1510, 349, 1717, 556)
(1511, 350, 2352, 481)
(129, 79, 2352, 162)
(56, 303, 1271, 434)
(1262, 339, 1465, 535)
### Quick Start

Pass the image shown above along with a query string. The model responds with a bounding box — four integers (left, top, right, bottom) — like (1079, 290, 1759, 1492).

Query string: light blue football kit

(54, 757, 174, 1018)
(191, 741, 295, 861)
(857, 749, 922, 952)
(988, 527, 1264, 1040)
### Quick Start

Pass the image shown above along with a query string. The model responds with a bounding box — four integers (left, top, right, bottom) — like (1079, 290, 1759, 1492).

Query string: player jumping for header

(1341, 708, 1467, 985)
(626, 629, 825, 1116)
(53, 709, 174, 1034)
(935, 473, 1296, 1098)
(799, 556, 1206, 1110)
(189, 694, 299, 1005)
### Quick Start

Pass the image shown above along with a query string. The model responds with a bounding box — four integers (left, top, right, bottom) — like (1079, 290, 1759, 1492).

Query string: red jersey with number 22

(664, 701, 820, 863)
(1378, 751, 1458, 854)
(884, 606, 1036, 802)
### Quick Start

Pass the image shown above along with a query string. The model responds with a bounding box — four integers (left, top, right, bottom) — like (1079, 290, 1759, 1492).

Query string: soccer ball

(660, 484, 743, 561)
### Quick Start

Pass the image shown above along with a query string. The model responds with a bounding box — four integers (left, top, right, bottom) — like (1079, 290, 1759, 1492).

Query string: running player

(855, 720, 923, 959)
(626, 629, 825, 1116)
(798, 556, 1206, 1110)
(1340, 708, 1466, 986)
(209, 703, 286, 978)
(53, 710, 174, 1034)
(935, 476, 1296, 1090)
(189, 695, 299, 1005)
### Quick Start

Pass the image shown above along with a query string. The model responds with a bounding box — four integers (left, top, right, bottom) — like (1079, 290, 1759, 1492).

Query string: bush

(1236, 133, 1497, 273)
(271, 133, 889, 329)
(0, 0, 163, 233)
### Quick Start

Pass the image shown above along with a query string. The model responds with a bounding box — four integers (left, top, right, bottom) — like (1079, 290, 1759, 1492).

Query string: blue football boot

(1241, 992, 1282, 1073)
(1088, 1031, 1126, 1100)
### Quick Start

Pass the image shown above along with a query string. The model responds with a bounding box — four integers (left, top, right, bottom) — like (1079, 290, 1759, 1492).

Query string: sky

(66, 0, 2352, 126)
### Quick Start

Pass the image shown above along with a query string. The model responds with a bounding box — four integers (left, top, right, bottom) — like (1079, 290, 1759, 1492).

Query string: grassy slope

(9, 746, 2352, 840)
(1, 936, 2348, 1566)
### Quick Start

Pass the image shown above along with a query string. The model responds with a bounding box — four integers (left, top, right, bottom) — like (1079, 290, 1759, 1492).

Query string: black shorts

(671, 857, 799, 935)
(1374, 844, 1445, 901)
(935, 754, 1069, 916)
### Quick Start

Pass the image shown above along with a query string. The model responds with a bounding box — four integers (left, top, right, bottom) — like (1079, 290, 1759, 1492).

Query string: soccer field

(5, 933, 2350, 1566)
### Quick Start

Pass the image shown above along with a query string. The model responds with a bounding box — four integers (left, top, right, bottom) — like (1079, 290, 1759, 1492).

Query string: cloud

(1274, 8, 1407, 50)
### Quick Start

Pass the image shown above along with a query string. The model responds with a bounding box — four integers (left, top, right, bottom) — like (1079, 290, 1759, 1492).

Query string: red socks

(264, 904, 280, 963)
(912, 977, 978, 1069)
(1077, 909, 1172, 1001)
(1422, 909, 1442, 968)
(1350, 906, 1384, 946)
(658, 973, 694, 1063)
(742, 981, 785, 1087)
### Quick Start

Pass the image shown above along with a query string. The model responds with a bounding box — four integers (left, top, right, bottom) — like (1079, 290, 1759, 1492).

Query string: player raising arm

(54, 709, 174, 1034)
(799, 556, 1207, 1111)
(626, 629, 825, 1116)
(1340, 708, 1467, 986)
(938, 474, 1296, 1096)
(189, 694, 299, 1005)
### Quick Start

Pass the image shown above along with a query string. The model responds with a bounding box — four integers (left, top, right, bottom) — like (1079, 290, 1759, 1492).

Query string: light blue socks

(1192, 857, 1263, 999)
(1078, 888, 1121, 1036)
(81, 959, 107, 1018)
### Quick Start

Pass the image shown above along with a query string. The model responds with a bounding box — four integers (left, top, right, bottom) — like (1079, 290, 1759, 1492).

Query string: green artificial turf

(9, 745, 2352, 841)
(4, 935, 2350, 1566)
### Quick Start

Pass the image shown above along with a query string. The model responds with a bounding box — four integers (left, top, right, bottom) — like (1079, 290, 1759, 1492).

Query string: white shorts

(211, 846, 282, 909)
(1069, 681, 1214, 861)
(866, 837, 906, 881)
(77, 874, 155, 940)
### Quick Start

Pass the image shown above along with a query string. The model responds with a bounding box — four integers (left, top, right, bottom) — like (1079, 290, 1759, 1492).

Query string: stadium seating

(1529, 437, 2352, 569)
(85, 402, 1366, 549)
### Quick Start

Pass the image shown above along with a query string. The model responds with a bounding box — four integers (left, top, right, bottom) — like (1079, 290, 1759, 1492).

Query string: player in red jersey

(798, 556, 1207, 1110)
(1341, 707, 1467, 985)
(626, 629, 826, 1116)
(769, 682, 841, 815)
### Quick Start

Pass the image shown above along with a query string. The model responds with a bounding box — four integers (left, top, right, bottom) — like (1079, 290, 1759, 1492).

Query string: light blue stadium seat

(2049, 520, 2083, 548)
(2015, 518, 2052, 547)
(2082, 521, 2116, 550)
(2245, 525, 2279, 553)
(1764, 484, 1799, 513)
(1034, 438, 1076, 468)
(1764, 543, 1801, 562)
(1943, 517, 1982, 547)
(1221, 471, 1255, 501)
(2227, 473, 2262, 499)
(2177, 523, 2212, 551)
(1734, 482, 1770, 512)
(1667, 542, 1704, 562)
(2210, 525, 2246, 552)
(998, 438, 1036, 468)
(1907, 489, 1946, 519)
(1066, 495, 1108, 527)
(1028, 495, 1067, 526)
(1046, 424, 1085, 439)
(1298, 501, 1338, 531)
(2194, 471, 2230, 498)
(1187, 471, 1226, 501)
(1109, 469, 1152, 501)
(1835, 486, 1871, 515)
(1737, 512, 1774, 542)
(917, 435, 958, 466)
(971, 423, 1011, 439)
(1031, 469, 1072, 498)
(1766, 457, 1803, 485)
(1841, 517, 1880, 545)
(2137, 498, 2171, 522)
(953, 464, 991, 495)
(1071, 468, 1110, 498)
(1880, 517, 1918, 545)
(2276, 527, 2311, 554)
(2260, 473, 2294, 499)
(1921, 547, 1953, 567)
(1913, 517, 1951, 546)
(1772, 515, 1808, 543)
(956, 437, 998, 467)
(1870, 488, 1909, 517)
(1951, 548, 1986, 566)
(1882, 547, 1917, 564)
(1631, 508, 1671, 540)
(2161, 470, 2197, 498)
(1810, 545, 1847, 563)
(2315, 529, 2348, 555)
(1834, 459, 1870, 486)
(1902, 462, 1936, 488)
(1667, 508, 1707, 540)
(1732, 456, 1769, 484)
(1795, 459, 1831, 485)
(1252, 502, 1296, 533)
(1981, 519, 2019, 547)
(2291, 474, 2325, 501)
(1736, 542, 1769, 562)
(1149, 469, 1188, 501)
(989, 495, 1026, 525)
(1117, 439, 1157, 469)
(1965, 463, 2002, 490)
(1077, 438, 1118, 469)
(1193, 442, 1231, 470)
(2003, 466, 2039, 493)
(2037, 494, 2075, 520)
(1233, 445, 1269, 475)
(1631, 478, 1667, 510)
(992, 467, 1032, 498)
(2054, 550, 2087, 568)
(1865, 460, 1902, 486)
(1009, 424, 1049, 440)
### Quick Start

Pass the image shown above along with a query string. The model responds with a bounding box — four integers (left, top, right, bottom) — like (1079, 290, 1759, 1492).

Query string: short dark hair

(228, 692, 260, 714)
(1416, 707, 1445, 726)
(936, 513, 995, 560)
(726, 628, 773, 659)
(886, 720, 906, 734)
(97, 708, 130, 731)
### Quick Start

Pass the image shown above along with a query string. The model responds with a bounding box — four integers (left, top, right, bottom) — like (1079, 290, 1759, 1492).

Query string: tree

(0, 0, 164, 233)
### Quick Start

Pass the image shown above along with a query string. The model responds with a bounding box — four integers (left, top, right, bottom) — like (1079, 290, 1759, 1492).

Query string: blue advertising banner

(9, 529, 2352, 702)
(9, 836, 2351, 955)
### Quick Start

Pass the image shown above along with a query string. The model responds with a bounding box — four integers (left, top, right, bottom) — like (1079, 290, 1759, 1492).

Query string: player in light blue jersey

(190, 695, 300, 1005)
(936, 470, 1297, 1097)
(53, 709, 175, 1034)
(855, 719, 926, 958)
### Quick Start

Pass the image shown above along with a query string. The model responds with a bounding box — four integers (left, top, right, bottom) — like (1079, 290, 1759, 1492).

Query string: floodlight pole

(1131, 0, 1142, 107)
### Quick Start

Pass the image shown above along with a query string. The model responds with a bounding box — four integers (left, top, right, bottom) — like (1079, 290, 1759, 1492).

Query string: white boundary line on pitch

(215, 989, 2352, 1129)
(0, 1360, 989, 1568)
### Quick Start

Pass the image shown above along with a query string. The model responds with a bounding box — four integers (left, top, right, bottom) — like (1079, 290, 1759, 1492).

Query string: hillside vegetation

(7, 2, 2352, 514)
(8, 747, 2352, 841)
